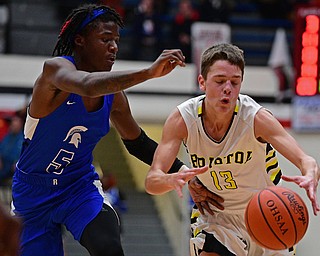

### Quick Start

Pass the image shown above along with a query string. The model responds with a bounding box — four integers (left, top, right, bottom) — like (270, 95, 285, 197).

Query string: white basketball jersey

(178, 94, 282, 212)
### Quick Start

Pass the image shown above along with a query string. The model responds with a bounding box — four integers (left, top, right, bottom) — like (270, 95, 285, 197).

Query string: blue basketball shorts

(11, 170, 105, 256)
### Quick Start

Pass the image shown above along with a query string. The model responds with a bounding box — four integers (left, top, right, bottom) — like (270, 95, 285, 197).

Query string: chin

(219, 105, 233, 113)
(105, 65, 112, 71)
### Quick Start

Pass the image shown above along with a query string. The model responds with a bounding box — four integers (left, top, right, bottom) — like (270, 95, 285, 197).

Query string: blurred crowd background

(0, 0, 317, 65)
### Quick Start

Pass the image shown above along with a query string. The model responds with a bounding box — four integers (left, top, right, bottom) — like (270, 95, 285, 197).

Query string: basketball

(245, 186, 309, 250)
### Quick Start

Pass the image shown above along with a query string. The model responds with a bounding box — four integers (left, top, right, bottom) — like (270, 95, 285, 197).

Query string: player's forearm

(83, 69, 152, 96)
(145, 169, 174, 195)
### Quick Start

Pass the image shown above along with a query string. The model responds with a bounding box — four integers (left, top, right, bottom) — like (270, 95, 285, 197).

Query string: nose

(223, 81, 232, 94)
(109, 41, 118, 53)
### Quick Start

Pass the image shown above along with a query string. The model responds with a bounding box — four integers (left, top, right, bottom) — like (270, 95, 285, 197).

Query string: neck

(202, 101, 234, 141)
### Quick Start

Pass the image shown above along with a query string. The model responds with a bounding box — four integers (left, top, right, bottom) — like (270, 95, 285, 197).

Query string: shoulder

(30, 57, 74, 118)
(177, 95, 205, 114)
(254, 107, 286, 142)
(238, 94, 262, 114)
(164, 107, 187, 140)
(43, 56, 75, 72)
(238, 94, 261, 108)
(235, 94, 264, 127)
(176, 96, 203, 135)
(35, 57, 75, 90)
(255, 108, 277, 124)
(38, 57, 77, 90)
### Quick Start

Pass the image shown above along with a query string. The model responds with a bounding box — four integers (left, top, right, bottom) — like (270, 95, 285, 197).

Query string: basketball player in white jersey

(145, 43, 320, 256)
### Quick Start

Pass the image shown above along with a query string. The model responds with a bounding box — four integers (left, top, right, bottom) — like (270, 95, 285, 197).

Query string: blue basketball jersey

(17, 56, 114, 180)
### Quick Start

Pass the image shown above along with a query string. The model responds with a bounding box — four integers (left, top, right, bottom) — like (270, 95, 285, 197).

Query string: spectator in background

(101, 173, 127, 233)
(98, 0, 125, 19)
(268, 28, 294, 102)
(132, 0, 163, 61)
(198, 0, 232, 23)
(171, 0, 200, 63)
(0, 115, 10, 141)
(101, 173, 127, 215)
(0, 115, 24, 186)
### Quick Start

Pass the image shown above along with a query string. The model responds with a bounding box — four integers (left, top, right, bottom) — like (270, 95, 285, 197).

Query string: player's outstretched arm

(255, 108, 320, 215)
(145, 109, 189, 196)
(45, 49, 185, 97)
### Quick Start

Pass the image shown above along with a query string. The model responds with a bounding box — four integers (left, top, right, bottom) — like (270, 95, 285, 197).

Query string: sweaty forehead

(209, 60, 242, 77)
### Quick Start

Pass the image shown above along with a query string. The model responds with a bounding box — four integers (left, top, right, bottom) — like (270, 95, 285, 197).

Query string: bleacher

(228, 2, 293, 66)
(0, 1, 294, 66)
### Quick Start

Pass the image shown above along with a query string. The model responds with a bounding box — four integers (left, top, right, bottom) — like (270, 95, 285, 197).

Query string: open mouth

(107, 55, 116, 63)
(221, 98, 230, 104)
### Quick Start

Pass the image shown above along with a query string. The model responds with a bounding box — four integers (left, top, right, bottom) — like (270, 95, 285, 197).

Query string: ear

(198, 74, 206, 92)
(74, 34, 85, 47)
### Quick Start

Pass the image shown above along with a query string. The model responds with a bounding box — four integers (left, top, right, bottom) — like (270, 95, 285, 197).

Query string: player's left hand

(188, 176, 224, 215)
(148, 49, 186, 78)
(282, 174, 320, 216)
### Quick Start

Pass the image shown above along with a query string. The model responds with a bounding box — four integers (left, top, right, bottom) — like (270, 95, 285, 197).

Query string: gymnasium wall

(0, 54, 283, 118)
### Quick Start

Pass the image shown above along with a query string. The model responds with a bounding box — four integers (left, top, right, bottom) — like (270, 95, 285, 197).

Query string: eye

(231, 79, 241, 86)
(102, 37, 110, 43)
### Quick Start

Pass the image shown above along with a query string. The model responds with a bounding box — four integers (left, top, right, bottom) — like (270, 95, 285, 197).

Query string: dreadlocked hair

(52, 4, 124, 57)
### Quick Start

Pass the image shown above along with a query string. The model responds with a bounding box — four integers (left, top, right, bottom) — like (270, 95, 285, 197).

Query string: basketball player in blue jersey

(9, 3, 194, 256)
(145, 43, 320, 256)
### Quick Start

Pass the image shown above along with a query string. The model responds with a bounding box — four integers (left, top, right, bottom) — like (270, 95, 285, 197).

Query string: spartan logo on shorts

(63, 125, 88, 148)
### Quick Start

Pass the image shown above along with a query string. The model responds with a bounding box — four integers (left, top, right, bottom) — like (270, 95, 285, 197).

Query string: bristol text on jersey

(190, 150, 253, 168)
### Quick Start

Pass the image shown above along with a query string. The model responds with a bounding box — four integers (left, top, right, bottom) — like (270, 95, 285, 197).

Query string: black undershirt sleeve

(121, 129, 184, 173)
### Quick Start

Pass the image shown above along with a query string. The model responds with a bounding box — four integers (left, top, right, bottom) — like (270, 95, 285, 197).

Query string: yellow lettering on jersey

(190, 154, 206, 167)
(191, 151, 253, 168)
